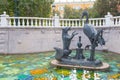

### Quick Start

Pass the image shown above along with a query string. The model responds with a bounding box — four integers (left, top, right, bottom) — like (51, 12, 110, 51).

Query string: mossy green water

(0, 51, 120, 80)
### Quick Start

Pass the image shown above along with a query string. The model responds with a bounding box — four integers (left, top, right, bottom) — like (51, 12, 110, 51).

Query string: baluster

(103, 19, 105, 26)
(39, 19, 41, 27)
(89, 20, 91, 24)
(27, 19, 29, 27)
(96, 20, 98, 27)
(69, 20, 71, 27)
(13, 19, 16, 27)
(22, 19, 25, 26)
(49, 19, 50, 27)
(46, 19, 48, 27)
(99, 19, 101, 26)
(76, 20, 77, 27)
(72, 21, 74, 27)
(43, 19, 44, 27)
(18, 18, 20, 26)
(31, 19, 33, 27)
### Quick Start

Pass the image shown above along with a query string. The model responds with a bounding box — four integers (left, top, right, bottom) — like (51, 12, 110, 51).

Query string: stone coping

(0, 26, 119, 29)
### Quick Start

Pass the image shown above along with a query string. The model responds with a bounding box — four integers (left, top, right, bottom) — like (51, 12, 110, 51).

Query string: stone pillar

(53, 14, 60, 27)
(0, 11, 9, 27)
(105, 12, 113, 27)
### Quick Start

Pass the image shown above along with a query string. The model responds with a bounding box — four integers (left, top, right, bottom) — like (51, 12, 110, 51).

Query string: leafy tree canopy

(64, 5, 82, 19)
(94, 0, 120, 17)
(0, 0, 54, 17)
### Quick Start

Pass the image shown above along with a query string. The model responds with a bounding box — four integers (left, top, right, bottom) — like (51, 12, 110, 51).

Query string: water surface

(0, 51, 120, 80)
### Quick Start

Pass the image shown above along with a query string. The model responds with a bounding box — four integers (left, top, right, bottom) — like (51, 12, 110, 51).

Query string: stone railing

(0, 12, 120, 27)
(8, 17, 53, 27)
(60, 18, 106, 27)
(113, 16, 120, 26)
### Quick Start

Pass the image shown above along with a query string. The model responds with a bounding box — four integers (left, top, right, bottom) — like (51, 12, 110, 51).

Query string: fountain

(51, 11, 110, 70)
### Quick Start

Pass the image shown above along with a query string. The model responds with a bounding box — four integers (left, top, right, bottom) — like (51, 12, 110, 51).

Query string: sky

(55, 0, 96, 2)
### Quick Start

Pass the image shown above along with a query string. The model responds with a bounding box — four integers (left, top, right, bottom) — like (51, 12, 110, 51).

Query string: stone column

(53, 14, 60, 27)
(0, 11, 9, 27)
(105, 12, 113, 27)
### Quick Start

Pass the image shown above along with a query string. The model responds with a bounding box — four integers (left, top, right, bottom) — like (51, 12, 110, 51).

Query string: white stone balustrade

(113, 16, 120, 26)
(8, 17, 53, 27)
(0, 11, 120, 27)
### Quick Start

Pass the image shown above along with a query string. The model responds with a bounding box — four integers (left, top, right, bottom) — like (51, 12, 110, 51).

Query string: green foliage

(93, 0, 120, 17)
(64, 5, 82, 19)
(0, 0, 53, 17)
(63, 5, 98, 19)
(64, 0, 120, 18)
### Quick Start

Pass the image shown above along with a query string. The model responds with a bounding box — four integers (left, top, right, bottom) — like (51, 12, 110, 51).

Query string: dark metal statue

(77, 36, 82, 48)
(81, 11, 105, 61)
(53, 11, 106, 67)
(62, 27, 78, 57)
(74, 36, 85, 59)
(54, 27, 78, 60)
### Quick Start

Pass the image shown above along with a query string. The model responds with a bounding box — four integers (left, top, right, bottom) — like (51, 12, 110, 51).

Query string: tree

(94, 0, 120, 17)
(63, 5, 97, 19)
(64, 5, 82, 19)
(64, 5, 72, 18)
(0, 0, 54, 17)
(0, 0, 14, 16)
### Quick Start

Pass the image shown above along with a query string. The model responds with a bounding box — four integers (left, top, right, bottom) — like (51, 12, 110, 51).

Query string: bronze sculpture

(82, 11, 105, 61)
(54, 27, 78, 60)
(53, 11, 106, 67)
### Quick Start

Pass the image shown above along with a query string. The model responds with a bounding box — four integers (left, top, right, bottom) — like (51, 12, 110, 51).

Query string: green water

(0, 51, 120, 80)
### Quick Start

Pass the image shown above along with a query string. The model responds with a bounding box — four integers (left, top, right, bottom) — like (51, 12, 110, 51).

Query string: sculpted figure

(54, 27, 78, 60)
(77, 36, 82, 48)
(52, 11, 107, 68)
(62, 27, 78, 57)
(74, 36, 85, 59)
(81, 11, 105, 61)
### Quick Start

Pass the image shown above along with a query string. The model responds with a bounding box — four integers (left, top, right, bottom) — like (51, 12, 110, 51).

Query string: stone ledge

(51, 59, 110, 71)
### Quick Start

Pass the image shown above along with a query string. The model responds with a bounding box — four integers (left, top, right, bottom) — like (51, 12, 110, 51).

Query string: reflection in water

(69, 69, 77, 80)
(0, 51, 120, 80)
(56, 69, 101, 80)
